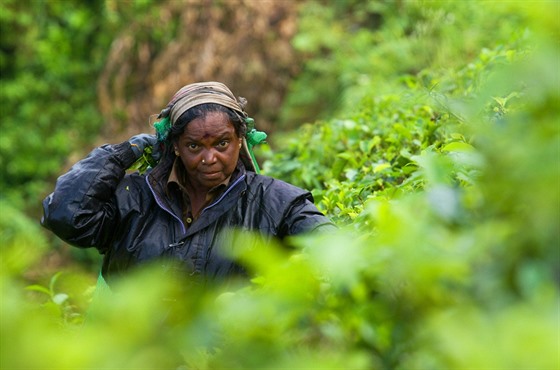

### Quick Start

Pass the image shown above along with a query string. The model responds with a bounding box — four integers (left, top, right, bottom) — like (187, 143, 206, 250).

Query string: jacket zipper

(200, 174, 246, 215)
(145, 176, 187, 235)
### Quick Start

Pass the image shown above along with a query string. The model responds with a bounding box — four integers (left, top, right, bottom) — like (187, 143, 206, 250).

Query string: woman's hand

(129, 134, 159, 158)
(128, 134, 162, 173)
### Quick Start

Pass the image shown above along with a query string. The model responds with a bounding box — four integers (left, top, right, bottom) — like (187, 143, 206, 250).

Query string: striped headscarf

(168, 81, 247, 125)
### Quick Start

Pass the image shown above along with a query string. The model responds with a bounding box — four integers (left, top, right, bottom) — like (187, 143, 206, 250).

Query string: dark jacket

(42, 142, 334, 283)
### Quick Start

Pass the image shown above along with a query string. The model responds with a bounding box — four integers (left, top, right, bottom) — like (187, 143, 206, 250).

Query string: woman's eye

(187, 143, 199, 150)
(218, 140, 229, 148)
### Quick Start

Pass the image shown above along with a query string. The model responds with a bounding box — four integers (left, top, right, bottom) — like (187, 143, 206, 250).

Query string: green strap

(93, 271, 111, 298)
(86, 271, 111, 320)
(245, 117, 267, 174)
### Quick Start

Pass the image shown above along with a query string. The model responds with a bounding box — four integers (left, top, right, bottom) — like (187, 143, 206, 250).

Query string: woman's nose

(202, 149, 217, 164)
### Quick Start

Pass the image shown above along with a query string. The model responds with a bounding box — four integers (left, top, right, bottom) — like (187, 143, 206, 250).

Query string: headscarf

(168, 82, 247, 125)
(153, 81, 266, 173)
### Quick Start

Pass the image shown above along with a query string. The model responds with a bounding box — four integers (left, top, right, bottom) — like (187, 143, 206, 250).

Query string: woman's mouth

(200, 171, 222, 180)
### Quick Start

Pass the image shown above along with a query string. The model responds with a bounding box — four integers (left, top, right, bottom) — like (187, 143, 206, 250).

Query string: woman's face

(174, 111, 242, 192)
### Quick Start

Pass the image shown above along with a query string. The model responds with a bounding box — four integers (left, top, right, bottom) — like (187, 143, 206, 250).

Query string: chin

(199, 173, 225, 186)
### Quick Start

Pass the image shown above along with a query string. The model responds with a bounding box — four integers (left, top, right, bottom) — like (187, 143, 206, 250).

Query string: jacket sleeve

(279, 194, 337, 237)
(41, 142, 138, 251)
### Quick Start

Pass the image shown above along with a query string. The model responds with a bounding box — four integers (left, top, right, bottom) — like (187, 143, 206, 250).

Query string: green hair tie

(154, 116, 171, 142)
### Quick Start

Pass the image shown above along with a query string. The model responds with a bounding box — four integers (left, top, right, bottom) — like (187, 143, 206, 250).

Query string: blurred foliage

(0, 0, 192, 272)
(280, 0, 537, 126)
(1, 0, 559, 369)
(0, 0, 185, 211)
(0, 0, 109, 210)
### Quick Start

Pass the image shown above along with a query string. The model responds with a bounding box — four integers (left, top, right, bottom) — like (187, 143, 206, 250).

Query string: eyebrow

(184, 131, 233, 142)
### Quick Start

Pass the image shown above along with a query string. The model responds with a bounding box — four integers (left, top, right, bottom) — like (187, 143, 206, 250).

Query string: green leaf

(49, 271, 64, 294)
(373, 163, 391, 173)
(441, 142, 476, 152)
(25, 285, 51, 296)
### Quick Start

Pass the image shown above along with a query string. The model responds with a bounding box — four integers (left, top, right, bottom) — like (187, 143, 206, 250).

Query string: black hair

(169, 103, 247, 143)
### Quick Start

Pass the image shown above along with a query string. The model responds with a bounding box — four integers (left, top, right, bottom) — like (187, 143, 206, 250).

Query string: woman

(42, 82, 334, 284)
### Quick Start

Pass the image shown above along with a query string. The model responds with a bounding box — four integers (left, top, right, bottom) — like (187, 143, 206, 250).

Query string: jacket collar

(146, 158, 248, 235)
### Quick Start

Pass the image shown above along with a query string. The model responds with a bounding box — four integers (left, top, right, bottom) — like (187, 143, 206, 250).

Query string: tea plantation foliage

(1, 1, 559, 369)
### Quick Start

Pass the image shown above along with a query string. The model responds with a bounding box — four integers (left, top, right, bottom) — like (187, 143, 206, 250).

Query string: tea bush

(265, 38, 527, 226)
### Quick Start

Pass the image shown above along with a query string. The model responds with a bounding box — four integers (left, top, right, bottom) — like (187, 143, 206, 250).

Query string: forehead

(182, 111, 235, 140)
